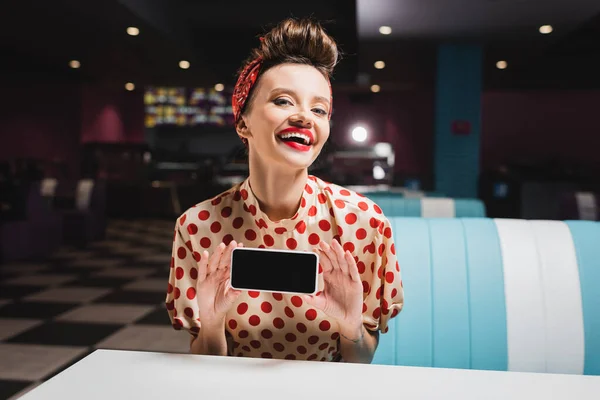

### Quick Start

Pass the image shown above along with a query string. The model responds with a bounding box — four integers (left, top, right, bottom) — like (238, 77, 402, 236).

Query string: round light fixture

(539, 25, 553, 34)
(214, 83, 224, 92)
(125, 82, 135, 91)
(352, 126, 368, 142)
(374, 61, 386, 69)
(371, 84, 381, 93)
(69, 60, 81, 69)
(179, 60, 190, 69)
(496, 60, 508, 70)
(379, 26, 392, 35)
(127, 27, 140, 36)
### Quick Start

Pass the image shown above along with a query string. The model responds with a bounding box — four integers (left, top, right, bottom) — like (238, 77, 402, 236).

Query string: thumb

(304, 292, 327, 311)
(224, 278, 242, 303)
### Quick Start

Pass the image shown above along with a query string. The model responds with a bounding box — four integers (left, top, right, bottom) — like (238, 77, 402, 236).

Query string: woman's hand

(196, 241, 244, 328)
(304, 240, 364, 337)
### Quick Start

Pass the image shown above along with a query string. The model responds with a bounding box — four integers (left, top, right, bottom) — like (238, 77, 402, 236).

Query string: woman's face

(238, 63, 331, 171)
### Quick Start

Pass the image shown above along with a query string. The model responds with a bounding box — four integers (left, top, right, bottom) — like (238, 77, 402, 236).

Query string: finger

(218, 240, 237, 270)
(316, 246, 334, 273)
(346, 251, 361, 282)
(331, 240, 349, 275)
(224, 278, 242, 302)
(303, 292, 327, 311)
(208, 243, 226, 274)
(197, 250, 209, 282)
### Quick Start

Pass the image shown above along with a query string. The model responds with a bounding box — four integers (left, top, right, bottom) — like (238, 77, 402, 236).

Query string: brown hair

(237, 17, 340, 117)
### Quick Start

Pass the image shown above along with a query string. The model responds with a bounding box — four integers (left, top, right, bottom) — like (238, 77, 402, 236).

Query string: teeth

(278, 132, 312, 145)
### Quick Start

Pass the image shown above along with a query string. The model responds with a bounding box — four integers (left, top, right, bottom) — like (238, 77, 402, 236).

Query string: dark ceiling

(1, 0, 599, 91)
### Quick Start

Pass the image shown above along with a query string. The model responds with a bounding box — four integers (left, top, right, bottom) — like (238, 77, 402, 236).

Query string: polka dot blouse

(166, 175, 404, 361)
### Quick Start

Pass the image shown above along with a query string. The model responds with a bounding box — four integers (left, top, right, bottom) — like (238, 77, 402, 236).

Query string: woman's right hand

(196, 240, 244, 328)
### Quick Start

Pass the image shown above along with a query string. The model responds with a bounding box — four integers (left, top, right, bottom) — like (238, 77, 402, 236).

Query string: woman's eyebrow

(270, 87, 330, 105)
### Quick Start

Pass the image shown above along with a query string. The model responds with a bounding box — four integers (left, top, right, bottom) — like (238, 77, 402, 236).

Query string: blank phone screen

(230, 248, 318, 294)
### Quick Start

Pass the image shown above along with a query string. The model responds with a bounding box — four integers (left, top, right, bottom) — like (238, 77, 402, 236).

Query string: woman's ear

(235, 116, 252, 141)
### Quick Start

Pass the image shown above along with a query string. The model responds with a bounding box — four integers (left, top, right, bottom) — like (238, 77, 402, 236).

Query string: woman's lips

(277, 136, 312, 152)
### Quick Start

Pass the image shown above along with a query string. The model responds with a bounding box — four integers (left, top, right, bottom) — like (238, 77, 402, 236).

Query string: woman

(166, 18, 403, 363)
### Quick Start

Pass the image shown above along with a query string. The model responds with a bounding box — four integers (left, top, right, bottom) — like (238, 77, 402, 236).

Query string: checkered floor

(0, 219, 189, 400)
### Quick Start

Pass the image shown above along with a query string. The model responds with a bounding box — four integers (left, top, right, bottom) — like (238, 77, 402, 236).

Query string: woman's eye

(313, 108, 327, 116)
(274, 98, 292, 106)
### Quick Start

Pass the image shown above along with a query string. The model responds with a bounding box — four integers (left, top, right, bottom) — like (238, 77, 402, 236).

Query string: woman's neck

(247, 155, 308, 222)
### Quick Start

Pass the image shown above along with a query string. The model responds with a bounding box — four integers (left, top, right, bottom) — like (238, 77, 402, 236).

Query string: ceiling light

(214, 83, 224, 92)
(179, 60, 190, 69)
(539, 25, 553, 34)
(69, 60, 81, 69)
(125, 82, 135, 91)
(371, 84, 381, 93)
(374, 61, 386, 69)
(127, 27, 140, 36)
(351, 126, 368, 143)
(379, 26, 392, 35)
(496, 61, 508, 70)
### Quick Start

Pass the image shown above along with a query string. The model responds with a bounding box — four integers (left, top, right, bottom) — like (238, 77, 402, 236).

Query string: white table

(19, 349, 600, 399)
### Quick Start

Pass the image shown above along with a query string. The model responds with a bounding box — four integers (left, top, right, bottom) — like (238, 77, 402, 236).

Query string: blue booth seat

(372, 218, 600, 376)
(366, 195, 486, 218)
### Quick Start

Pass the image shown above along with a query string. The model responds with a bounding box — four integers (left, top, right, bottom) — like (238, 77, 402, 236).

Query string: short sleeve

(362, 217, 404, 333)
(165, 222, 201, 337)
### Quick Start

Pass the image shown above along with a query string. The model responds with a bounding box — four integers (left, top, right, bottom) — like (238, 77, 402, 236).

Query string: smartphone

(230, 247, 319, 295)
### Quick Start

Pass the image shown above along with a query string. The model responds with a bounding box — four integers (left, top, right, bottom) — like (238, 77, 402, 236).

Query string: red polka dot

(221, 207, 232, 218)
(305, 184, 314, 194)
(228, 319, 238, 329)
(358, 202, 369, 211)
(173, 319, 183, 330)
(386, 271, 395, 284)
(274, 227, 287, 235)
(285, 333, 297, 342)
(192, 252, 201, 262)
(319, 320, 331, 331)
(296, 323, 307, 333)
(179, 214, 187, 225)
(239, 330, 249, 338)
(184, 307, 193, 318)
(285, 354, 296, 360)
(291, 296, 303, 307)
(211, 197, 222, 206)
(331, 332, 340, 341)
(305, 309, 317, 320)
(242, 346, 251, 352)
(374, 204, 382, 214)
(187, 224, 198, 235)
(286, 238, 297, 250)
(177, 247, 187, 260)
(237, 303, 248, 315)
(382, 299, 390, 315)
(166, 300, 174, 310)
(273, 343, 285, 352)
(185, 240, 193, 252)
(391, 243, 396, 255)
(262, 353, 273, 358)
(356, 229, 367, 240)
(319, 220, 331, 231)
(362, 303, 367, 313)
(249, 205, 257, 216)
(250, 340, 261, 349)
(378, 266, 384, 279)
(245, 229, 257, 241)
(391, 288, 398, 298)
(384, 227, 392, 239)
(345, 213, 357, 225)
(174, 288, 180, 299)
(295, 221, 307, 234)
(308, 233, 321, 245)
(376, 286, 383, 300)
(373, 307, 381, 319)
(329, 207, 335, 217)
(391, 309, 400, 318)
(334, 200, 346, 209)
(232, 217, 244, 229)
(272, 293, 283, 301)
(340, 189, 351, 196)
(343, 242, 355, 253)
(370, 217, 380, 229)
(241, 189, 248, 200)
(318, 194, 327, 204)
(379, 244, 386, 256)
(308, 336, 319, 345)
(186, 287, 196, 300)
(319, 343, 328, 351)
(200, 237, 211, 248)
(233, 191, 242, 201)
(198, 210, 210, 220)
(357, 261, 366, 274)
(261, 302, 273, 313)
(249, 315, 261, 326)
(190, 268, 198, 280)
(285, 307, 294, 318)
(175, 267, 184, 280)
(248, 291, 260, 298)
(301, 197, 306, 208)
(319, 264, 323, 274)
(210, 222, 221, 233)
(308, 206, 318, 216)
(243, 203, 250, 213)
(308, 354, 318, 360)
(273, 318, 285, 329)
(297, 345, 308, 354)
(167, 283, 173, 294)
(261, 329, 273, 339)
(222, 234, 234, 245)
(362, 281, 370, 293)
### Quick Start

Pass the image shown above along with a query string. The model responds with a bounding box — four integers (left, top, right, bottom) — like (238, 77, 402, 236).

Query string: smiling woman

(165, 17, 404, 364)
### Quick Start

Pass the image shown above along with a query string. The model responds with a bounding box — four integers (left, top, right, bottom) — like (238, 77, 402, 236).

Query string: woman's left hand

(304, 240, 364, 335)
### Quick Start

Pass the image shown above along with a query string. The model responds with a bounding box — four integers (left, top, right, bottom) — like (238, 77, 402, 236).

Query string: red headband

(232, 54, 333, 146)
